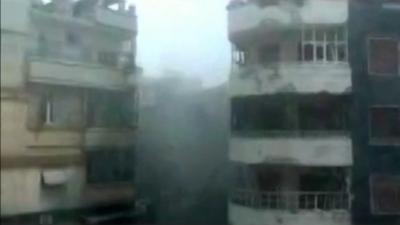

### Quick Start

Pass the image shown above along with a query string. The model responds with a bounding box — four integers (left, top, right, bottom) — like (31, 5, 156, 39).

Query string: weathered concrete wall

(229, 203, 351, 225)
(230, 135, 353, 166)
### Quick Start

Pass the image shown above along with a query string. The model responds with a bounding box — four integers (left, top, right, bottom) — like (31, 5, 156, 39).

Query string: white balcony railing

(231, 189, 350, 211)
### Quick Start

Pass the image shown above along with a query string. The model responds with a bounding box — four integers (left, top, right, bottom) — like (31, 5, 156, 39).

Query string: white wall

(229, 203, 351, 225)
(230, 135, 353, 166)
(229, 63, 351, 97)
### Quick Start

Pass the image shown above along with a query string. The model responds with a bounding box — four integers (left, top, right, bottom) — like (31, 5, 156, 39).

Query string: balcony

(229, 189, 350, 225)
(27, 46, 133, 90)
(230, 131, 352, 166)
(227, 2, 294, 44)
(229, 63, 351, 97)
(227, 0, 348, 45)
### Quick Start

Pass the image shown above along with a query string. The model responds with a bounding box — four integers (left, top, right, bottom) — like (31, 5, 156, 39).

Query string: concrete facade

(227, 1, 352, 225)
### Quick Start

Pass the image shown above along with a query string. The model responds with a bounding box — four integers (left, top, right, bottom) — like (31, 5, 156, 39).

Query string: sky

(127, 0, 231, 87)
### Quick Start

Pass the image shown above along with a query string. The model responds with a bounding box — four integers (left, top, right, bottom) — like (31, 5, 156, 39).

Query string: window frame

(368, 105, 400, 146)
(367, 36, 400, 77)
(44, 93, 54, 126)
(300, 26, 348, 63)
(369, 174, 400, 215)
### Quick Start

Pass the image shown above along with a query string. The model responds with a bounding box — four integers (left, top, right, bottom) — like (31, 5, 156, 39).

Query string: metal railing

(231, 130, 350, 138)
(231, 189, 350, 210)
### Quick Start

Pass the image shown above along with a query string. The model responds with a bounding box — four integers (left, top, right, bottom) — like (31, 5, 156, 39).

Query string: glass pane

(304, 44, 314, 61)
(337, 44, 347, 61)
(316, 45, 324, 60)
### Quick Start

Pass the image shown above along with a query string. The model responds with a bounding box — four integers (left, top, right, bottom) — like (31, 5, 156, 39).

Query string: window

(87, 149, 135, 184)
(31, 88, 83, 129)
(44, 93, 54, 125)
(66, 32, 79, 46)
(299, 26, 348, 62)
(369, 106, 400, 142)
(370, 175, 400, 215)
(232, 95, 350, 133)
(368, 38, 399, 75)
(232, 48, 248, 66)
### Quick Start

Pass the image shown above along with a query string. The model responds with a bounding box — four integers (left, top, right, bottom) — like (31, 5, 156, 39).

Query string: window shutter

(26, 93, 45, 130)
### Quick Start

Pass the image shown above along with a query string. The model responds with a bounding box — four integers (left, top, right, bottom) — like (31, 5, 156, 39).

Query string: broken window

(298, 95, 350, 131)
(299, 26, 348, 62)
(231, 95, 350, 133)
(369, 106, 400, 141)
(231, 97, 289, 132)
(368, 38, 399, 75)
(86, 149, 135, 184)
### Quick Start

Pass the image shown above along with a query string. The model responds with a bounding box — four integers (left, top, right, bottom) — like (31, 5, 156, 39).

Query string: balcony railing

(231, 130, 350, 138)
(30, 43, 135, 72)
(231, 189, 350, 210)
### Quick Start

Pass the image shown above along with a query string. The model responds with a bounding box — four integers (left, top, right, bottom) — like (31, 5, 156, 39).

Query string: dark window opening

(232, 95, 350, 134)
(304, 44, 314, 61)
(368, 38, 399, 75)
(87, 149, 135, 184)
(370, 107, 400, 140)
(259, 44, 280, 66)
(87, 91, 135, 128)
(316, 45, 324, 61)
(370, 175, 400, 215)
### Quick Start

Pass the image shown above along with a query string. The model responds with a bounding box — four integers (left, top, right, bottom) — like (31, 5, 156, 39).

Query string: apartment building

(1, 0, 139, 223)
(349, 0, 400, 224)
(227, 0, 352, 225)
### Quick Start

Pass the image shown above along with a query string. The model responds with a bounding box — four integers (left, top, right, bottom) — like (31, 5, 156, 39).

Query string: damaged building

(1, 0, 139, 223)
(227, 0, 352, 225)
